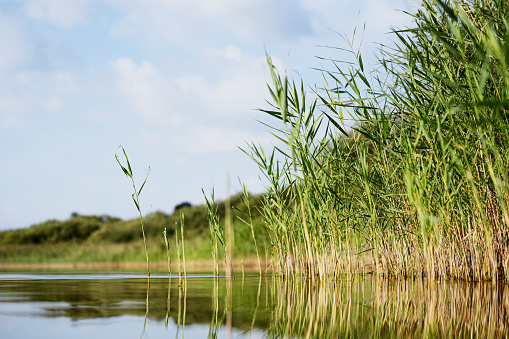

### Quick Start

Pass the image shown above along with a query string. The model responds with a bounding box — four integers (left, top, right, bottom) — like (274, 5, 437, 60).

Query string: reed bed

(242, 0, 509, 281)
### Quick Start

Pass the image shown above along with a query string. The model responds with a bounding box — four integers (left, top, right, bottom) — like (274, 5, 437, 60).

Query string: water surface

(0, 271, 507, 338)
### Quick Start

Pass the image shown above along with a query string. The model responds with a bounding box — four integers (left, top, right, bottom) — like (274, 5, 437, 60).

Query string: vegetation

(244, 0, 509, 282)
(0, 194, 268, 265)
(116, 146, 152, 275)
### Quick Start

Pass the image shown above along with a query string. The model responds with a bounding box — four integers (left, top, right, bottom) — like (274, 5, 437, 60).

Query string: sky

(0, 0, 415, 230)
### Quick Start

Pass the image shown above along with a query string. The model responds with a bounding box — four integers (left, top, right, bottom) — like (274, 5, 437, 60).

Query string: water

(0, 271, 508, 338)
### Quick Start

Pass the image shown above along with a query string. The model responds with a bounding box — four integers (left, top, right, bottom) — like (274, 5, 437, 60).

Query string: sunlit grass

(115, 145, 151, 276)
(246, 0, 509, 282)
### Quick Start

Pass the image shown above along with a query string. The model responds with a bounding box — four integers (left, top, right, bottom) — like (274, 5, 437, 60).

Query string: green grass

(115, 145, 151, 275)
(0, 195, 268, 265)
(245, 0, 509, 281)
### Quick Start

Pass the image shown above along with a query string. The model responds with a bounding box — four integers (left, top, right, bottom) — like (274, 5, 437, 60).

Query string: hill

(0, 194, 269, 266)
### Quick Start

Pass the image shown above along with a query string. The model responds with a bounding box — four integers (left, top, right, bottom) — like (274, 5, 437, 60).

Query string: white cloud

(25, 0, 93, 28)
(109, 0, 314, 46)
(109, 57, 182, 125)
(51, 71, 77, 92)
(173, 69, 265, 118)
(0, 11, 35, 72)
(14, 71, 35, 85)
(109, 46, 274, 127)
(43, 96, 66, 112)
(222, 46, 244, 62)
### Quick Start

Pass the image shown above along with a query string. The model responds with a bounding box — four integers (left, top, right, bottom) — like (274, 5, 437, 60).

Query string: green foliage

(0, 215, 116, 245)
(174, 201, 192, 211)
(115, 145, 151, 274)
(0, 194, 268, 263)
(249, 0, 509, 281)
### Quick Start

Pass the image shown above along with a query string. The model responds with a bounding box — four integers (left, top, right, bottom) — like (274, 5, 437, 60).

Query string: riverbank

(0, 194, 269, 270)
(0, 258, 271, 272)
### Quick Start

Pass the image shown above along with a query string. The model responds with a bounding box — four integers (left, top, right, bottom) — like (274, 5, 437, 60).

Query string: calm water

(0, 271, 508, 338)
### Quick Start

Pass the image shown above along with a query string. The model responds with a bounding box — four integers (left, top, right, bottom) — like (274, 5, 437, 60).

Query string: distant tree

(174, 201, 192, 212)
(70, 212, 80, 219)
(99, 215, 122, 223)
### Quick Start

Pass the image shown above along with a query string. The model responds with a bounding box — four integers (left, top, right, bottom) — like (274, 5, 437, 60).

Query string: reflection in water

(267, 276, 509, 338)
(208, 276, 222, 338)
(0, 272, 507, 338)
(165, 276, 171, 328)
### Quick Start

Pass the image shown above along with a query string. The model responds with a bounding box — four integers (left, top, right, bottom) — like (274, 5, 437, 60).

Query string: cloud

(109, 48, 277, 156)
(109, 57, 182, 125)
(109, 0, 315, 46)
(0, 10, 36, 72)
(24, 0, 93, 28)
(52, 71, 77, 90)
(109, 46, 274, 128)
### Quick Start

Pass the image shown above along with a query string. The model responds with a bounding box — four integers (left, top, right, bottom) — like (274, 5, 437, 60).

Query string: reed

(175, 223, 182, 284)
(115, 146, 151, 277)
(203, 188, 223, 276)
(225, 177, 233, 280)
(234, 180, 262, 275)
(245, 0, 509, 282)
(163, 227, 171, 278)
(265, 275, 509, 338)
(180, 212, 187, 283)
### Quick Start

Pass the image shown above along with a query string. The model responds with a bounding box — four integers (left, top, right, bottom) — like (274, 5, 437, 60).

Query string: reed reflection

(266, 275, 509, 338)
(1, 273, 507, 338)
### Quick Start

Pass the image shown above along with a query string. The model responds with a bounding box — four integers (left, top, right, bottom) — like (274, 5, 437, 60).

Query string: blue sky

(0, 0, 414, 230)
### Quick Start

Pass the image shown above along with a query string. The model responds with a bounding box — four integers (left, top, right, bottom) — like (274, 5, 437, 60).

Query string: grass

(0, 195, 268, 266)
(115, 145, 151, 276)
(0, 234, 267, 267)
(244, 0, 509, 282)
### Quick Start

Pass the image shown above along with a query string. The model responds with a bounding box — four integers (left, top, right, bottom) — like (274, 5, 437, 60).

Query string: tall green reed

(233, 179, 262, 275)
(203, 188, 223, 276)
(115, 146, 151, 277)
(180, 212, 187, 283)
(225, 177, 233, 280)
(246, 0, 509, 281)
(163, 227, 171, 277)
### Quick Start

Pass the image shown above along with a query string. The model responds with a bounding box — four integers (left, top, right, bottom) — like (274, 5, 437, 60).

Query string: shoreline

(0, 258, 270, 271)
